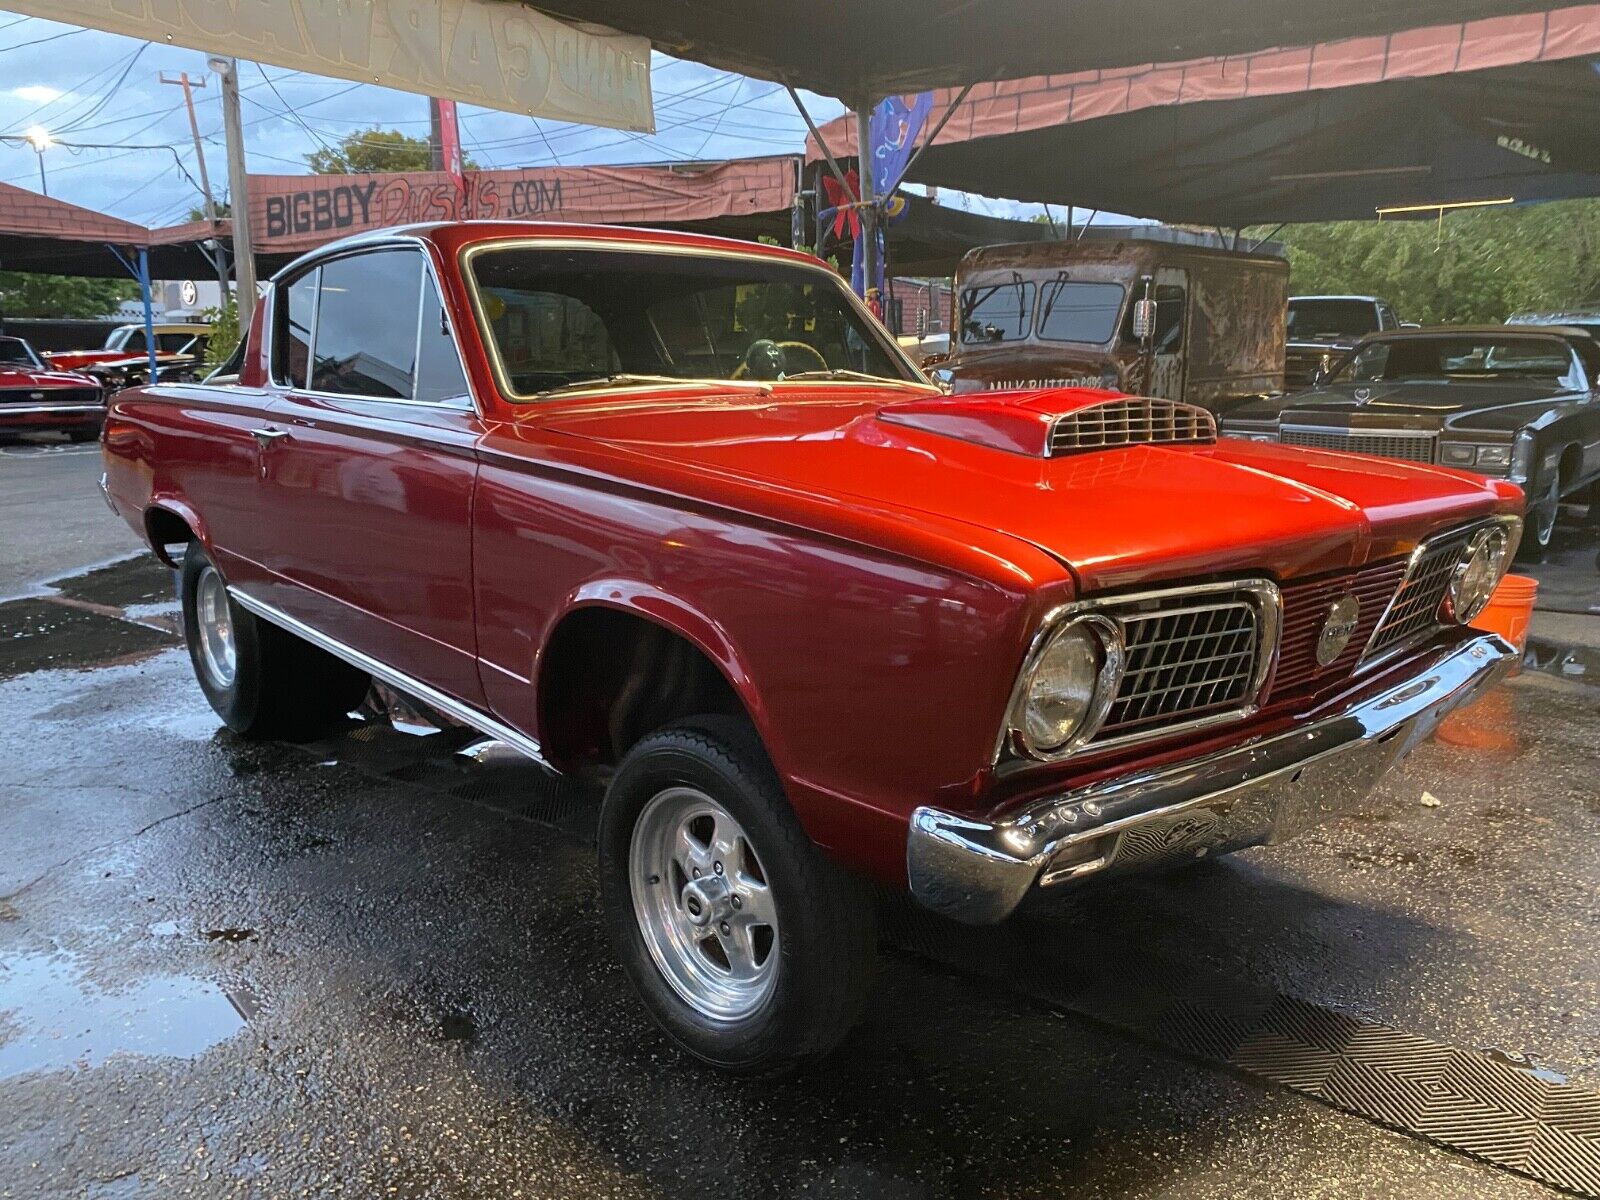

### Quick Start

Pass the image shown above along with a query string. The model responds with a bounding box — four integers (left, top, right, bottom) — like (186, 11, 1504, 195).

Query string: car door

(255, 244, 486, 706)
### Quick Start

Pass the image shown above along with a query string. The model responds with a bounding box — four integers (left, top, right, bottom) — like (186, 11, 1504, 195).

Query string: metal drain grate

(879, 898, 1600, 1198)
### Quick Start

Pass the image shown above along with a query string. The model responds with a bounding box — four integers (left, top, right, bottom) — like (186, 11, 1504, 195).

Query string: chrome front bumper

(908, 633, 1516, 924)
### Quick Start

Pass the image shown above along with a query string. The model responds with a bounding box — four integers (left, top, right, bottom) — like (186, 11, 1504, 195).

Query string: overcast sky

(0, 15, 1058, 231)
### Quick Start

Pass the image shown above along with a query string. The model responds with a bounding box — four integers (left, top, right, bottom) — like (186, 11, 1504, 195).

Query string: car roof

(1357, 324, 1593, 340)
(1288, 295, 1385, 303)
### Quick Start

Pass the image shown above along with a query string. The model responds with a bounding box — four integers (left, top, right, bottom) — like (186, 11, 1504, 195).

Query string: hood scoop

(877, 390, 1216, 458)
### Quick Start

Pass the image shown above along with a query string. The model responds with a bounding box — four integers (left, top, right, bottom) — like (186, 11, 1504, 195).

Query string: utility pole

(209, 56, 256, 329)
(160, 70, 232, 306)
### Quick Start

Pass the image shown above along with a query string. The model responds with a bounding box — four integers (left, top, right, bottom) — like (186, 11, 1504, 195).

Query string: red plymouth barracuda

(0, 335, 105, 441)
(102, 223, 1524, 1071)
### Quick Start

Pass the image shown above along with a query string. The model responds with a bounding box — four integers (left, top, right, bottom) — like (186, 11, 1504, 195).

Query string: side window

(415, 271, 471, 403)
(157, 332, 193, 352)
(1377, 304, 1397, 330)
(123, 330, 147, 353)
(311, 251, 424, 398)
(274, 269, 318, 387)
(1120, 284, 1185, 352)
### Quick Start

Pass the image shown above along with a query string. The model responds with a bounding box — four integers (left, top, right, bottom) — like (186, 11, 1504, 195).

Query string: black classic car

(1224, 326, 1600, 552)
(1284, 294, 1404, 389)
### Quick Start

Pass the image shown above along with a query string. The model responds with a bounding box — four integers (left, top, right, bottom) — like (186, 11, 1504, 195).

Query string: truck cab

(935, 233, 1288, 414)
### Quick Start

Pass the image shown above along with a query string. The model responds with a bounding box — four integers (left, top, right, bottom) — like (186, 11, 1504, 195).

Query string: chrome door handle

(250, 427, 290, 448)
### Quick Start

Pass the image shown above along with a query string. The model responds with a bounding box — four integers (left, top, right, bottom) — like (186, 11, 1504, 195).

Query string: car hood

(1231, 379, 1578, 430)
(530, 388, 1508, 591)
(0, 366, 96, 388)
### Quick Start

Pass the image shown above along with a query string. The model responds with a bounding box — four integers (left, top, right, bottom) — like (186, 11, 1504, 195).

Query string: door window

(416, 272, 471, 403)
(1120, 284, 1186, 353)
(311, 251, 424, 398)
(121, 330, 146, 353)
(157, 332, 196, 352)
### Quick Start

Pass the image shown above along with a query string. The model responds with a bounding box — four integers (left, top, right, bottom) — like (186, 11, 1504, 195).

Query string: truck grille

(1049, 397, 1215, 456)
(1363, 525, 1477, 660)
(1281, 427, 1436, 463)
(1090, 586, 1274, 744)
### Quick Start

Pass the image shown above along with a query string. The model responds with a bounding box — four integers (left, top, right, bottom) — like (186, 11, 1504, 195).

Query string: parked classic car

(103, 223, 1523, 1071)
(47, 321, 210, 389)
(0, 335, 104, 442)
(1284, 295, 1403, 389)
(1224, 325, 1600, 552)
(935, 233, 1288, 413)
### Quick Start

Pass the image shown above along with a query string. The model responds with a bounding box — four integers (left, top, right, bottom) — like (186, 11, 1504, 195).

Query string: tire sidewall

(180, 543, 265, 732)
(598, 728, 859, 1072)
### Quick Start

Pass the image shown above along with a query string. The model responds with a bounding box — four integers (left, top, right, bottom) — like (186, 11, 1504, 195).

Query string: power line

(0, 27, 87, 55)
(55, 43, 151, 134)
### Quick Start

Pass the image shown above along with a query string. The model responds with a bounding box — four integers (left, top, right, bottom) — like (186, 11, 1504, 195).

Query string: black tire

(598, 716, 877, 1073)
(179, 540, 370, 739)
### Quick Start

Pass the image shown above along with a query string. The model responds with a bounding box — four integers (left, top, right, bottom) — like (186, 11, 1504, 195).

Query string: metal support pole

(35, 150, 47, 197)
(211, 56, 256, 329)
(137, 247, 158, 381)
(856, 103, 878, 307)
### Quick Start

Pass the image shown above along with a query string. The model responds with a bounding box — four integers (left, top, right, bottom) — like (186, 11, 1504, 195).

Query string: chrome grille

(1272, 559, 1409, 697)
(1364, 525, 1476, 660)
(1049, 397, 1215, 456)
(1096, 594, 1266, 740)
(0, 386, 101, 406)
(1281, 427, 1436, 463)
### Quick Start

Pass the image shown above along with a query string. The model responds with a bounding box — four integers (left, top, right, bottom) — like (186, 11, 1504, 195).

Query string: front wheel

(598, 717, 876, 1073)
(1520, 476, 1562, 558)
(180, 541, 370, 739)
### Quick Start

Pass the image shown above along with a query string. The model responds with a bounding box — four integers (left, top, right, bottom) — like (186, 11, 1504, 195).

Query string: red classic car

(102, 223, 1523, 1072)
(0, 335, 105, 441)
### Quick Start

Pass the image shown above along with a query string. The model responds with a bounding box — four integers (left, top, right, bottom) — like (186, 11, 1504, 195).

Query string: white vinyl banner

(7, 0, 654, 132)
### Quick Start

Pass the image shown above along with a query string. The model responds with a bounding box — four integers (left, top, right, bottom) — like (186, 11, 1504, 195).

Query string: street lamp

(23, 125, 51, 196)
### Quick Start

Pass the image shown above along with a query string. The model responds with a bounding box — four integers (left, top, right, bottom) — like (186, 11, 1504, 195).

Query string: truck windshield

(468, 246, 922, 399)
(959, 277, 1035, 344)
(1037, 278, 1124, 344)
(1287, 299, 1379, 339)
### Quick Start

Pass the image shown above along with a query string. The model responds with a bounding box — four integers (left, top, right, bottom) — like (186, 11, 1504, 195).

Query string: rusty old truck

(933, 232, 1288, 414)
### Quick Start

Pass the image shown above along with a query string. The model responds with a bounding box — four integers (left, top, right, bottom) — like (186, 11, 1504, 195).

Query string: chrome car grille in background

(1280, 427, 1437, 463)
(1364, 525, 1477, 659)
(1049, 397, 1216, 456)
(1095, 593, 1267, 741)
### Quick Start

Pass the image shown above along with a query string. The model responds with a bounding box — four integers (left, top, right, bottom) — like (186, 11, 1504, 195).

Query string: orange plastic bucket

(1470, 573, 1539, 655)
(1437, 573, 1538, 750)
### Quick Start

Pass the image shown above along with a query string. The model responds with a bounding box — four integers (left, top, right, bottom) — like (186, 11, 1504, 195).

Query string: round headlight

(1444, 525, 1511, 624)
(1017, 615, 1123, 755)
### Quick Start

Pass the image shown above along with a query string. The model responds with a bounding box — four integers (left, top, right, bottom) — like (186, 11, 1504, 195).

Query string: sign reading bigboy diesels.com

(9, 0, 654, 132)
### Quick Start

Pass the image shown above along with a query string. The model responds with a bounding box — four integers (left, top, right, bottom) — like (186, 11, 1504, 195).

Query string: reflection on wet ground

(0, 552, 1595, 1198)
(0, 557, 179, 679)
(0, 948, 251, 1081)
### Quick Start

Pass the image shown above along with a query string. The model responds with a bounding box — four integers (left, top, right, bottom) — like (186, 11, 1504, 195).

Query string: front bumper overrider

(908, 633, 1516, 924)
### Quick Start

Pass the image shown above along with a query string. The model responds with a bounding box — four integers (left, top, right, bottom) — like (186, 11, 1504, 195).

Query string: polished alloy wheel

(194, 564, 238, 690)
(629, 786, 779, 1021)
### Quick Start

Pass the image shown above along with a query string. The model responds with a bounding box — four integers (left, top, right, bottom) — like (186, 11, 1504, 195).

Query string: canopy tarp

(0, 181, 223, 279)
(806, 5, 1600, 224)
(535, 0, 1562, 100)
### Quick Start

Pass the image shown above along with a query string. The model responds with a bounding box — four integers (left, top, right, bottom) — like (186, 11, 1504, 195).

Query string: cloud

(11, 85, 65, 105)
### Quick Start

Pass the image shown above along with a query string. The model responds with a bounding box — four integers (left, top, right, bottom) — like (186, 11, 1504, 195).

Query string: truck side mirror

(1132, 298, 1158, 343)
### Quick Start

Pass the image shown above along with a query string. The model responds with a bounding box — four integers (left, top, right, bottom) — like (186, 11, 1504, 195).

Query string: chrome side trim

(227, 586, 557, 775)
(915, 632, 1515, 924)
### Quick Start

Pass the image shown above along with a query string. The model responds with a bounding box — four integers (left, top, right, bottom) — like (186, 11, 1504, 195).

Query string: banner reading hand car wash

(5, 0, 654, 132)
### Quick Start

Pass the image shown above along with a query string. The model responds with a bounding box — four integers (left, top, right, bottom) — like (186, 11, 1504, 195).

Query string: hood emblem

(1317, 596, 1362, 667)
(1353, 387, 1373, 403)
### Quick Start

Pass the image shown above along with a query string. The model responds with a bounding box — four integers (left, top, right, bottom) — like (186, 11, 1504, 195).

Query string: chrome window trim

(457, 235, 934, 405)
(228, 585, 555, 773)
(997, 577, 1283, 766)
(1355, 514, 1523, 675)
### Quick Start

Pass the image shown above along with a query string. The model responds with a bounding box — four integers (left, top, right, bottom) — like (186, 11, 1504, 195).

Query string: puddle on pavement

(1480, 1044, 1569, 1084)
(0, 948, 252, 1080)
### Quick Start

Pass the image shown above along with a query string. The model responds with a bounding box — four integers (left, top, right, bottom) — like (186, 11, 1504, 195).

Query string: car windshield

(1334, 335, 1579, 384)
(0, 339, 41, 367)
(468, 246, 921, 400)
(1287, 299, 1380, 339)
(959, 276, 1035, 344)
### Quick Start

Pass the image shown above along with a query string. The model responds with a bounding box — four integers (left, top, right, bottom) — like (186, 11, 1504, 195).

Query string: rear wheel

(180, 540, 369, 739)
(598, 717, 876, 1073)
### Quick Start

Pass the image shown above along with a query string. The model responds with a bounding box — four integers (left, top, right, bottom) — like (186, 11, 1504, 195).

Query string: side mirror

(1132, 298, 1158, 343)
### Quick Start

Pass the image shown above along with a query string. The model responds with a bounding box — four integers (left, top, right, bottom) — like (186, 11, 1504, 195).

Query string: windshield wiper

(780, 368, 925, 386)
(532, 373, 770, 398)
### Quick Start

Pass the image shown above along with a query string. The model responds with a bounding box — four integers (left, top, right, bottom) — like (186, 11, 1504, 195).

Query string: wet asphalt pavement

(1, 469, 1598, 1198)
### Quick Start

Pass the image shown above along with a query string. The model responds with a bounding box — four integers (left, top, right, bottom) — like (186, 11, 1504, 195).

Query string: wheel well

(1558, 443, 1583, 489)
(144, 507, 195, 566)
(538, 607, 749, 772)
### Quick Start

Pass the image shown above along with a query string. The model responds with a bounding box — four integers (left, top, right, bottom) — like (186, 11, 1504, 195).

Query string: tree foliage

(305, 128, 478, 176)
(1260, 200, 1600, 324)
(0, 272, 138, 319)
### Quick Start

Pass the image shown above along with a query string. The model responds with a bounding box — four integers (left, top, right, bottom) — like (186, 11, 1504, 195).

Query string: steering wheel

(776, 341, 828, 374)
(734, 339, 785, 380)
